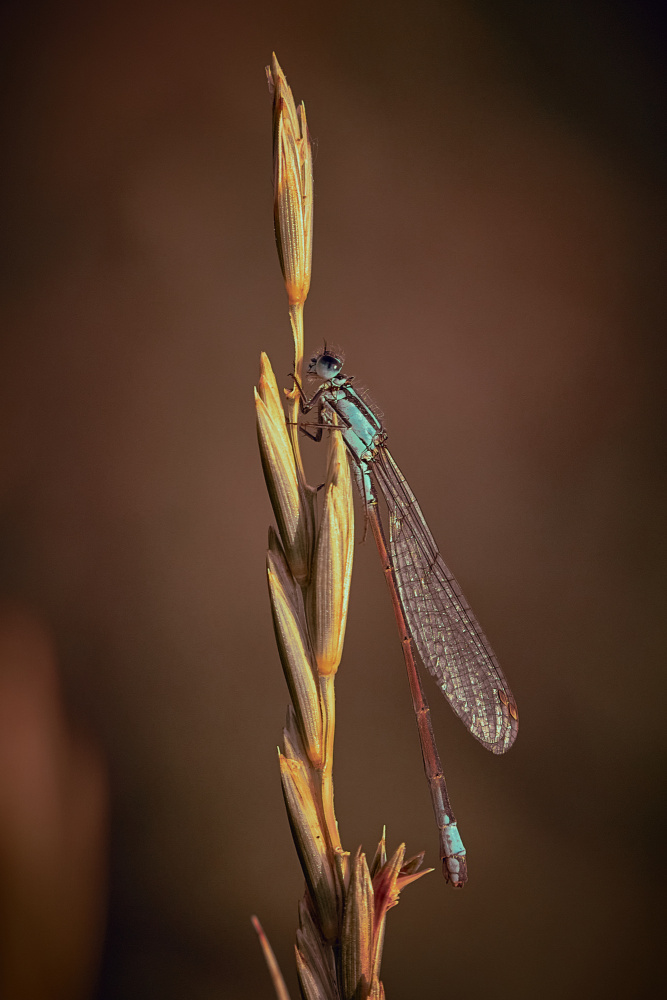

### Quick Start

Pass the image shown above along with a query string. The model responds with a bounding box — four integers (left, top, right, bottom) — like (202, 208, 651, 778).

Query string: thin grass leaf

(251, 916, 293, 1000)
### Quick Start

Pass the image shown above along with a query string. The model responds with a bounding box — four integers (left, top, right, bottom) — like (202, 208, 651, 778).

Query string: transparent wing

(373, 448, 518, 753)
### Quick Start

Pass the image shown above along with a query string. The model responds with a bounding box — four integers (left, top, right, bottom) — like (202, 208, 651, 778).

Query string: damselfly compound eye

(314, 352, 343, 379)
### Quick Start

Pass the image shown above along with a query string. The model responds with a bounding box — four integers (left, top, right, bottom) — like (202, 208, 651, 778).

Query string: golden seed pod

(255, 353, 314, 584)
(267, 53, 313, 307)
(279, 753, 339, 942)
(307, 424, 355, 676)
(267, 530, 324, 768)
(341, 850, 374, 1000)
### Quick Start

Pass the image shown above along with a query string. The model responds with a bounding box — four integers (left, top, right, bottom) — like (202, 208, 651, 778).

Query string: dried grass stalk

(253, 54, 431, 999)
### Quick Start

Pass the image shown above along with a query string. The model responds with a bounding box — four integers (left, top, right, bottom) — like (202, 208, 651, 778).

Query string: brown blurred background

(0, 1, 665, 997)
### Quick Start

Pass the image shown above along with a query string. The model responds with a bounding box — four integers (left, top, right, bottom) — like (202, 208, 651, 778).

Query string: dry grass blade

(251, 916, 293, 1000)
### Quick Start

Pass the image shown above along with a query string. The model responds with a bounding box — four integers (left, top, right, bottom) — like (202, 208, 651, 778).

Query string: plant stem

(319, 673, 342, 855)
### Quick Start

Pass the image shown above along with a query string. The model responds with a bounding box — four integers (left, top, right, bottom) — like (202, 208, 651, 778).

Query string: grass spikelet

(279, 752, 339, 942)
(267, 529, 323, 766)
(267, 52, 312, 310)
(341, 851, 373, 1000)
(256, 353, 314, 583)
(308, 420, 355, 678)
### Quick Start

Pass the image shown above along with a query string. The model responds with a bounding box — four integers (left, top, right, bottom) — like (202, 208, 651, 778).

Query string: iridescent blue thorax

(321, 375, 385, 464)
(301, 356, 387, 504)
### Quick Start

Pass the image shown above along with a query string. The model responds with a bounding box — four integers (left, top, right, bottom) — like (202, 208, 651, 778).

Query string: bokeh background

(1, 1, 665, 997)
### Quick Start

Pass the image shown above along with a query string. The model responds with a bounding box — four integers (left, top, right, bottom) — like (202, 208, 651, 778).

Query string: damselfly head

(308, 350, 344, 380)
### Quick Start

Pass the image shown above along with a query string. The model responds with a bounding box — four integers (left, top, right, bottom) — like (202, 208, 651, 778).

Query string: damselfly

(295, 350, 519, 886)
